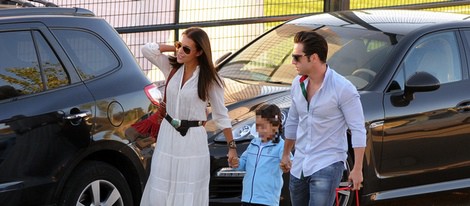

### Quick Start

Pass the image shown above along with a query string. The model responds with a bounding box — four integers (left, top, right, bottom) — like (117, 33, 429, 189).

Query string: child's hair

(255, 104, 282, 143)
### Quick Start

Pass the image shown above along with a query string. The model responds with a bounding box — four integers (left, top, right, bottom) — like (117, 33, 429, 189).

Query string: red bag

(335, 186, 359, 206)
(131, 102, 167, 138)
(131, 68, 177, 139)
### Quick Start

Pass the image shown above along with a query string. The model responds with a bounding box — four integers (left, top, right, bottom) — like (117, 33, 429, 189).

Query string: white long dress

(140, 43, 232, 206)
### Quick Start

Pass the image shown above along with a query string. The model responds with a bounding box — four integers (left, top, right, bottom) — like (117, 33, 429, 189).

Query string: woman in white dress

(140, 27, 239, 206)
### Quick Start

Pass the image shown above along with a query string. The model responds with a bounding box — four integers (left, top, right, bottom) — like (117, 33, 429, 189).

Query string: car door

(380, 30, 470, 188)
(0, 24, 95, 205)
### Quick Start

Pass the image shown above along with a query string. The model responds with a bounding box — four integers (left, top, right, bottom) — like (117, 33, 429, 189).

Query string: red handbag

(336, 186, 360, 206)
(131, 68, 177, 139)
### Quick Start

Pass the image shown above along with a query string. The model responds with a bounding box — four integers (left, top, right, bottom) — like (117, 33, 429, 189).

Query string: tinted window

(53, 29, 119, 80)
(393, 31, 462, 90)
(0, 30, 68, 100)
(33, 31, 69, 90)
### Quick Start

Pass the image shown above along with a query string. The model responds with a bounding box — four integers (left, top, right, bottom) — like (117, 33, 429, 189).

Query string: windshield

(219, 23, 398, 89)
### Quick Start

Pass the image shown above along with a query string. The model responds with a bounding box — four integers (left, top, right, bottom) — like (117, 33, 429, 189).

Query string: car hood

(204, 77, 290, 137)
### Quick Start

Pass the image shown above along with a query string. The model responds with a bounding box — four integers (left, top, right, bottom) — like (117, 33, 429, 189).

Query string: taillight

(144, 83, 163, 105)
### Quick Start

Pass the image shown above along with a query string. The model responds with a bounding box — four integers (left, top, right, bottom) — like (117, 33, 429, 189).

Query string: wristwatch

(228, 140, 237, 149)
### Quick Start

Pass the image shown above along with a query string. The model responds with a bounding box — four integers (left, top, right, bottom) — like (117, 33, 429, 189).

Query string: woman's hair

(169, 27, 222, 101)
(294, 31, 328, 63)
(255, 104, 282, 143)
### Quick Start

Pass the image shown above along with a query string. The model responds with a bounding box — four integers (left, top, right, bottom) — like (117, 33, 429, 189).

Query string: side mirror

(405, 71, 440, 93)
(391, 72, 440, 106)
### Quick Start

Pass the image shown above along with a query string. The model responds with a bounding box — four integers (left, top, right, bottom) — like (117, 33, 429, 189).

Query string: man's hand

(348, 168, 363, 190)
(280, 155, 291, 173)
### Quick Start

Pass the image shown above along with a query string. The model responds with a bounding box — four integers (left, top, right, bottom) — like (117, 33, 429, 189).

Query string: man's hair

(294, 31, 328, 63)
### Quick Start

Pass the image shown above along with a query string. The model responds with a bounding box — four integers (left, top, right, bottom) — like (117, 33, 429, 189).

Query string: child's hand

(230, 157, 239, 168)
(280, 155, 291, 173)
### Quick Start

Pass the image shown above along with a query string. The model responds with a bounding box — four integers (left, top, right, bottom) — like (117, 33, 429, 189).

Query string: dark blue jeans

(289, 161, 344, 206)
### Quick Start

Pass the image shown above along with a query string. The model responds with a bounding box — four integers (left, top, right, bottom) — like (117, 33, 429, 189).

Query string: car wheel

(58, 161, 133, 206)
(336, 155, 356, 206)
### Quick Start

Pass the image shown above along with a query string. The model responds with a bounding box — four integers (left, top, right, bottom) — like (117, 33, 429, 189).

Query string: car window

(391, 31, 462, 91)
(0, 30, 68, 101)
(33, 31, 69, 90)
(53, 29, 119, 80)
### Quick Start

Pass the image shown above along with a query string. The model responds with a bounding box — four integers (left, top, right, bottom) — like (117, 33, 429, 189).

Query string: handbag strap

(163, 68, 177, 103)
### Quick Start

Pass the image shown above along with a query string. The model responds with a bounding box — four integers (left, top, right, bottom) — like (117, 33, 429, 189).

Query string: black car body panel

(0, 7, 154, 205)
(208, 9, 470, 205)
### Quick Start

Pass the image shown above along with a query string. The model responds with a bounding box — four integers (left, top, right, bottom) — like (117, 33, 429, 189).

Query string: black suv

(0, 4, 156, 206)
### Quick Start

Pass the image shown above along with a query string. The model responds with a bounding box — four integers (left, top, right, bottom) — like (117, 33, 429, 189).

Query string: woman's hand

(227, 149, 239, 168)
(159, 44, 176, 53)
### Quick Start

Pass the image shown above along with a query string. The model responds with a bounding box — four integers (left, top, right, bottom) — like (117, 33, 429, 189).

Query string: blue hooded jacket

(237, 137, 292, 205)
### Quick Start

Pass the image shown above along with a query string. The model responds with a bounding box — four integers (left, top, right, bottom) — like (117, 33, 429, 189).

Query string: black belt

(164, 114, 205, 136)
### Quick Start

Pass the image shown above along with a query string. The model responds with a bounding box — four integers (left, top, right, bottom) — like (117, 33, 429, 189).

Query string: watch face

(228, 140, 236, 148)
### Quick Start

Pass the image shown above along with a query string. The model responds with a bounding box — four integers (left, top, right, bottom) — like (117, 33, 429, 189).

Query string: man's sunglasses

(291, 54, 309, 62)
(174, 41, 192, 54)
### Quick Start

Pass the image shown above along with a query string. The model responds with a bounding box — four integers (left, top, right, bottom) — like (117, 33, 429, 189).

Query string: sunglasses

(291, 54, 309, 62)
(174, 41, 192, 55)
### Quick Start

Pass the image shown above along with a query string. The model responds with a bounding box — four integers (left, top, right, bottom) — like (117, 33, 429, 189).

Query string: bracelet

(227, 140, 237, 149)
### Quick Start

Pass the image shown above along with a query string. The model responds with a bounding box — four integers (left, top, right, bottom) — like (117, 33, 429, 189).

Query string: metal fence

(29, 0, 470, 81)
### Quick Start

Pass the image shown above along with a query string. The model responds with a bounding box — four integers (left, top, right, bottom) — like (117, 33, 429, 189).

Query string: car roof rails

(0, 0, 95, 17)
(0, 0, 58, 7)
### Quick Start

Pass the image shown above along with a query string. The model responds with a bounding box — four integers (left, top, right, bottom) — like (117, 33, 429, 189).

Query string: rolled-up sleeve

(339, 83, 367, 148)
(208, 78, 232, 129)
(141, 42, 172, 78)
(284, 78, 300, 140)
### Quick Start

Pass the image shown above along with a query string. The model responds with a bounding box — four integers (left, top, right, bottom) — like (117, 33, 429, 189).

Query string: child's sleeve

(236, 144, 250, 171)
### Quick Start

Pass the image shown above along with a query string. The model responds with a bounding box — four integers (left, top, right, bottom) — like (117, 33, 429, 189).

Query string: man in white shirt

(280, 31, 366, 206)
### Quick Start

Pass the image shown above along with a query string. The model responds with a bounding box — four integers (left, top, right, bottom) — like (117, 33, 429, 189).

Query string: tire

(58, 161, 134, 206)
(335, 155, 356, 206)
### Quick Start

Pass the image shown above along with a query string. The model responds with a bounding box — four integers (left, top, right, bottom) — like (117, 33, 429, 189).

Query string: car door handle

(64, 112, 90, 120)
(456, 103, 470, 112)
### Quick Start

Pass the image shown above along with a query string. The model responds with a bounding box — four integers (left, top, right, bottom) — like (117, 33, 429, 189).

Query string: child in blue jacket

(236, 104, 292, 206)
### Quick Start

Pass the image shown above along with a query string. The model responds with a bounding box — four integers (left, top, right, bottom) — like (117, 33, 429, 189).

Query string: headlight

(214, 118, 257, 142)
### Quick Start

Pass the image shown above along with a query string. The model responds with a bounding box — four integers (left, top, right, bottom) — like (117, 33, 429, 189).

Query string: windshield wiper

(264, 80, 289, 85)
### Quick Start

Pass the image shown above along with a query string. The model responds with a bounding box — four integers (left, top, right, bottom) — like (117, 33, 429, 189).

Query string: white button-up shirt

(284, 67, 366, 179)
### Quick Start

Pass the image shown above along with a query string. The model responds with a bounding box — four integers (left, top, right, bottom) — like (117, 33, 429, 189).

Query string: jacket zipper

(248, 142, 275, 203)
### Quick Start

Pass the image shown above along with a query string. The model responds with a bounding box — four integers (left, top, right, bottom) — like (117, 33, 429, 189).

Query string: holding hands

(280, 155, 291, 173)
(227, 148, 239, 168)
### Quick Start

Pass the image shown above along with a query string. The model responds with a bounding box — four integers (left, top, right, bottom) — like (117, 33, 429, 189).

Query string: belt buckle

(171, 118, 181, 129)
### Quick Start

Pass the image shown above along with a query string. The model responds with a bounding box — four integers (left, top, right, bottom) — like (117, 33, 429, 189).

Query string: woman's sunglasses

(174, 41, 192, 54)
